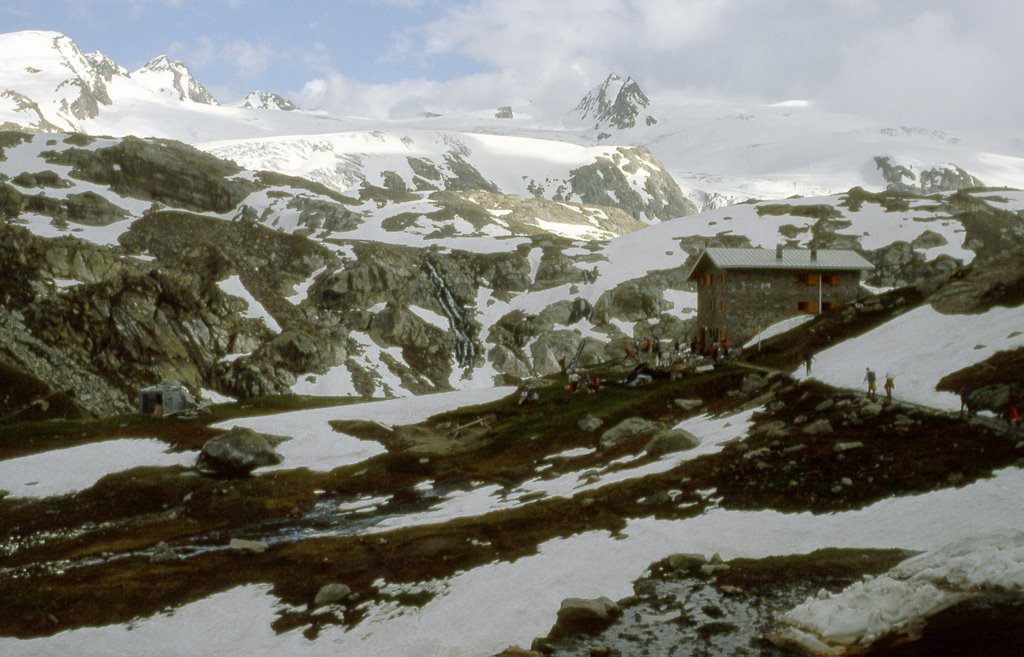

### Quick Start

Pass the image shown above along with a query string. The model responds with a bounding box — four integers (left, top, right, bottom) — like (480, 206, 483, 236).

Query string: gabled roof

(686, 247, 874, 280)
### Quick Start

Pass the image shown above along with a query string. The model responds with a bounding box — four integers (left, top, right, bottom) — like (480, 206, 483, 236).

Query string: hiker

(721, 338, 731, 359)
(558, 355, 567, 375)
(581, 372, 593, 393)
(803, 350, 814, 375)
(690, 337, 698, 355)
(864, 367, 877, 401)
(960, 386, 975, 418)
(884, 371, 895, 402)
(623, 347, 636, 364)
(1009, 384, 1021, 428)
(518, 389, 539, 405)
(567, 371, 580, 394)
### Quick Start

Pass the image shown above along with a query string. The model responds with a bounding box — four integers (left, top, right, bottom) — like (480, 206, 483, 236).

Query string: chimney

(775, 244, 783, 260)
(810, 248, 818, 261)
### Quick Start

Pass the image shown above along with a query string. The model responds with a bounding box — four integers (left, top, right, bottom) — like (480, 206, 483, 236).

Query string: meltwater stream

(423, 256, 477, 368)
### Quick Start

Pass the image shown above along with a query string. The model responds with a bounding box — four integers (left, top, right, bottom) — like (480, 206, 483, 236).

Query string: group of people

(622, 336, 738, 368)
(863, 367, 896, 402)
(803, 351, 897, 403)
(567, 370, 601, 394)
(624, 338, 667, 367)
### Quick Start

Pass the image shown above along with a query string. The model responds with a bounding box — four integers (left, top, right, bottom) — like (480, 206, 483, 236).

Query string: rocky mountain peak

(84, 51, 128, 82)
(133, 55, 219, 105)
(574, 73, 656, 132)
(241, 91, 297, 111)
(0, 31, 121, 124)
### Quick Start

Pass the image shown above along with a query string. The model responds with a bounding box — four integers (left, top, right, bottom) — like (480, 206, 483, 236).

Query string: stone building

(686, 246, 874, 350)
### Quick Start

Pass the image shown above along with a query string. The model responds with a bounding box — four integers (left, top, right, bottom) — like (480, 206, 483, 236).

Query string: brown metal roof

(686, 247, 874, 279)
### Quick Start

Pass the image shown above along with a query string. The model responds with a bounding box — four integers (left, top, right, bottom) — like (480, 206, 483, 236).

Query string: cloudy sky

(2, 0, 1021, 130)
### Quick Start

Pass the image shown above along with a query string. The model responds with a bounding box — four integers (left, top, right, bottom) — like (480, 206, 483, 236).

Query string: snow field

(795, 303, 1024, 410)
(217, 275, 281, 333)
(0, 439, 196, 499)
(362, 407, 757, 535)
(214, 387, 515, 474)
(8, 467, 1023, 657)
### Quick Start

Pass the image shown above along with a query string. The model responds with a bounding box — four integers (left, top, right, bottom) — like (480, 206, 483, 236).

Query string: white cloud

(221, 39, 273, 78)
(820, 8, 1024, 130)
(294, 0, 1024, 131)
(171, 36, 273, 80)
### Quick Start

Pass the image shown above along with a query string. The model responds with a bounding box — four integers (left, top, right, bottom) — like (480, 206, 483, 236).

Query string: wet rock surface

(541, 549, 910, 657)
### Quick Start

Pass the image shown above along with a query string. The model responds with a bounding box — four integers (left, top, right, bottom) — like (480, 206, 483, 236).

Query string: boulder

(599, 418, 660, 450)
(198, 427, 286, 476)
(150, 541, 179, 563)
(314, 583, 353, 607)
(489, 344, 534, 380)
(741, 374, 767, 394)
(229, 538, 268, 553)
(549, 597, 622, 638)
(969, 385, 1010, 414)
(667, 552, 707, 573)
(754, 420, 788, 438)
(802, 419, 834, 435)
(578, 414, 604, 432)
(497, 648, 542, 657)
(644, 429, 700, 456)
(859, 402, 884, 418)
(673, 398, 703, 411)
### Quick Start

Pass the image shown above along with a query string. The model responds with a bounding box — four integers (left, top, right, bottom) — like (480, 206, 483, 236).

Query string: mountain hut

(686, 246, 874, 351)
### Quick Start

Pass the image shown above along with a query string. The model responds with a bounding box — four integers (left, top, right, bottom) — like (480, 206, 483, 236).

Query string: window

(827, 274, 842, 286)
(800, 273, 820, 286)
(822, 301, 842, 311)
(719, 300, 727, 313)
(797, 301, 819, 313)
(719, 272, 727, 285)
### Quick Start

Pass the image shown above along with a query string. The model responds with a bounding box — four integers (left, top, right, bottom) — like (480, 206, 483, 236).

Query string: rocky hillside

(0, 265, 1021, 654)
(1, 129, 1022, 420)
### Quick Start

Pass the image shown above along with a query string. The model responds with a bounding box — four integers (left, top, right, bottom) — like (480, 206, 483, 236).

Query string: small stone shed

(138, 381, 196, 417)
(686, 246, 874, 350)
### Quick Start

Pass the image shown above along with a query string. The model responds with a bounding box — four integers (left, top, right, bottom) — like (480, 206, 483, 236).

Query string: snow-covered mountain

(2, 28, 1024, 411)
(2, 29, 1024, 657)
(3, 29, 1023, 214)
(240, 91, 297, 111)
(130, 54, 218, 105)
(2, 127, 1022, 416)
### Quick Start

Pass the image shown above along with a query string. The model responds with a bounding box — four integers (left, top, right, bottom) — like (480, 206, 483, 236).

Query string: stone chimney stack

(776, 244, 783, 260)
(811, 248, 818, 261)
